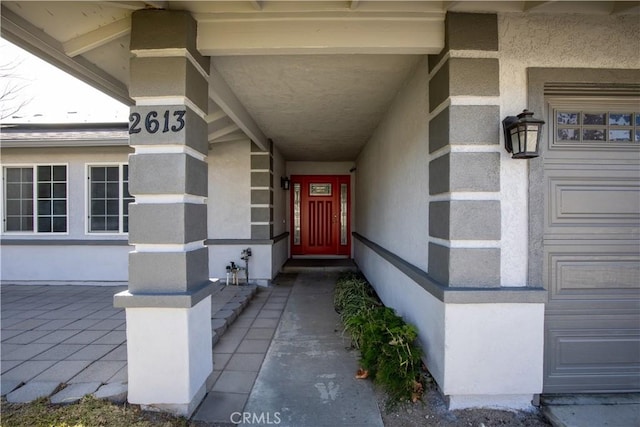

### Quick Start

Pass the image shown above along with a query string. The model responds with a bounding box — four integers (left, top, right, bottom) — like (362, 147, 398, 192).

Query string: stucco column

(114, 9, 212, 416)
(425, 13, 544, 409)
(427, 12, 502, 288)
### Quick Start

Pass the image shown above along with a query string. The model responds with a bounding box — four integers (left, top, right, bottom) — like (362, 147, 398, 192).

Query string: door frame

(290, 174, 351, 257)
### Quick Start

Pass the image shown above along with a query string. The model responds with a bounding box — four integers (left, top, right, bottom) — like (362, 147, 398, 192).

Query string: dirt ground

(376, 379, 551, 427)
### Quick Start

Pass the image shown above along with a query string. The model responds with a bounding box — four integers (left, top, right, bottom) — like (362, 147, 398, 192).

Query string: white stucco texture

(355, 56, 429, 271)
(497, 12, 640, 287)
(355, 240, 446, 387)
(125, 297, 212, 415)
(213, 55, 421, 161)
(208, 140, 251, 239)
(443, 302, 545, 409)
(1, 245, 129, 282)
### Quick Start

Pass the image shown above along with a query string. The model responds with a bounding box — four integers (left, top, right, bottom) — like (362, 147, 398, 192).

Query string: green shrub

(334, 273, 424, 407)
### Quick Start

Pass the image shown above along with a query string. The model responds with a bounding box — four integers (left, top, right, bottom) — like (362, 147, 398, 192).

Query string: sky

(1, 39, 129, 124)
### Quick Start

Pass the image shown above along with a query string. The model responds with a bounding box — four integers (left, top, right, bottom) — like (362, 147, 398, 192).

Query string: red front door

(291, 175, 350, 256)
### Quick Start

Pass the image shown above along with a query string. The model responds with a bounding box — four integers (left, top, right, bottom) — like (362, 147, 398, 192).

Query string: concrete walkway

(1, 281, 256, 404)
(193, 272, 383, 426)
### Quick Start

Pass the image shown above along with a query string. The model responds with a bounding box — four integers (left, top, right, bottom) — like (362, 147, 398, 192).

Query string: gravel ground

(375, 379, 552, 427)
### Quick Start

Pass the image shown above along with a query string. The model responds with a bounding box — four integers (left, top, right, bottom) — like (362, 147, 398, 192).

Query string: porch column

(114, 9, 212, 416)
(426, 13, 544, 409)
(427, 12, 502, 287)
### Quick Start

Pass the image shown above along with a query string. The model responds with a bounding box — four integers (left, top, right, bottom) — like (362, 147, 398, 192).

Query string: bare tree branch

(0, 56, 32, 120)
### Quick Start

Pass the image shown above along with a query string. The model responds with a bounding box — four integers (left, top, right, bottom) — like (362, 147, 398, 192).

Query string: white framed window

(87, 164, 133, 234)
(3, 164, 68, 233)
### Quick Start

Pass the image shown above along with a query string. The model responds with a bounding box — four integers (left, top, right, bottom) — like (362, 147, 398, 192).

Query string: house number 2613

(129, 110, 186, 135)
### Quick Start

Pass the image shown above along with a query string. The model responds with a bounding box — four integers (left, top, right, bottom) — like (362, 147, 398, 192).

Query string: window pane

(36, 165, 67, 233)
(53, 183, 66, 198)
(21, 168, 33, 182)
(91, 216, 106, 231)
(609, 129, 632, 141)
(609, 113, 631, 126)
(22, 183, 33, 198)
(5, 199, 20, 215)
(38, 217, 52, 232)
(106, 200, 119, 215)
(53, 200, 66, 215)
(583, 113, 605, 125)
(38, 183, 52, 198)
(123, 216, 129, 233)
(636, 130, 640, 142)
(106, 167, 119, 181)
(92, 167, 106, 181)
(123, 165, 129, 180)
(340, 183, 348, 246)
(6, 183, 21, 198)
(38, 200, 52, 215)
(636, 114, 640, 127)
(21, 217, 33, 231)
(583, 129, 605, 141)
(293, 183, 301, 245)
(92, 183, 105, 198)
(52, 217, 66, 232)
(6, 168, 21, 181)
(4, 167, 35, 232)
(22, 200, 33, 215)
(37, 165, 51, 181)
(53, 166, 66, 181)
(92, 200, 106, 215)
(557, 112, 579, 125)
(6, 217, 20, 231)
(106, 216, 119, 231)
(106, 183, 119, 198)
(557, 128, 580, 141)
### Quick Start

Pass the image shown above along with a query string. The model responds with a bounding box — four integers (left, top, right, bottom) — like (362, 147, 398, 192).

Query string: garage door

(542, 97, 640, 393)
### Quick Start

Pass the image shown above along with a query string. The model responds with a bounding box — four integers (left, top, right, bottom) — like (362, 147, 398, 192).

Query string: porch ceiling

(2, 1, 638, 161)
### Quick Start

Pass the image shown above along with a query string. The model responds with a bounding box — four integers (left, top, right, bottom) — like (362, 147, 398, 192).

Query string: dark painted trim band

(0, 239, 130, 246)
(353, 232, 546, 304)
(206, 232, 289, 246)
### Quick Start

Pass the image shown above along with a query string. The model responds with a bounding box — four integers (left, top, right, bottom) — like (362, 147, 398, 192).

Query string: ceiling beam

(208, 123, 240, 142)
(197, 13, 445, 55)
(209, 64, 268, 151)
(101, 1, 166, 10)
(210, 131, 250, 144)
(100, 1, 147, 10)
(522, 1, 553, 11)
(1, 5, 132, 106)
(63, 18, 131, 57)
(205, 109, 228, 124)
(610, 1, 640, 14)
(442, 2, 460, 10)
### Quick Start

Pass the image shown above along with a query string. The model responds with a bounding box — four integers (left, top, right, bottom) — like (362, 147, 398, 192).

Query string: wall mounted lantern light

(502, 109, 545, 159)
(280, 176, 290, 190)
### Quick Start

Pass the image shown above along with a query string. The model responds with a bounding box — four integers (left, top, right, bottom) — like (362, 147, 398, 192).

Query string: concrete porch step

(281, 258, 358, 273)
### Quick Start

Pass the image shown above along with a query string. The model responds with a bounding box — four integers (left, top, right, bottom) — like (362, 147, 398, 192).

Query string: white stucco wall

(208, 140, 251, 239)
(497, 12, 640, 287)
(0, 147, 131, 283)
(355, 56, 429, 270)
(354, 239, 446, 387)
(272, 146, 287, 237)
